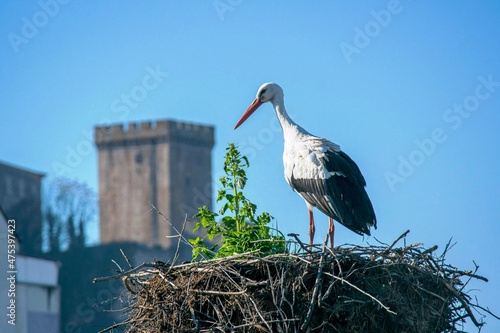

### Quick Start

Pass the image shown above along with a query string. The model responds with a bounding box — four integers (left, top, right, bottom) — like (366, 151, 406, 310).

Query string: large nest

(95, 231, 491, 332)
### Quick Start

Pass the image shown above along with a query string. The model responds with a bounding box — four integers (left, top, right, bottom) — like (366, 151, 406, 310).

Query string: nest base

(95, 235, 488, 333)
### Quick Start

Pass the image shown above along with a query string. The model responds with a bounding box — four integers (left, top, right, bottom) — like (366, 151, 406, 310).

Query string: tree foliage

(43, 177, 96, 252)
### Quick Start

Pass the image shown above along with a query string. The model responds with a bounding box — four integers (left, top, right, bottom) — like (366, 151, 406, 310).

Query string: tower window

(135, 152, 143, 164)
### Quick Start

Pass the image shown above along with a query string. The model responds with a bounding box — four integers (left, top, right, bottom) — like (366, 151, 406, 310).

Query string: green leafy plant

(189, 143, 286, 260)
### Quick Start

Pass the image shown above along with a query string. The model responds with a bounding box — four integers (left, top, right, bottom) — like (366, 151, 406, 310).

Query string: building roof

(0, 159, 45, 178)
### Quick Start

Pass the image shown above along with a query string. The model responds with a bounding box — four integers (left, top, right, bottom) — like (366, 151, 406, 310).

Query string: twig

(301, 235, 328, 331)
(190, 289, 246, 296)
(97, 319, 138, 333)
(373, 229, 410, 260)
(120, 248, 134, 269)
(111, 259, 123, 273)
(325, 271, 397, 315)
(176, 215, 189, 263)
(473, 304, 500, 321)
(149, 202, 192, 250)
(93, 262, 162, 283)
(287, 233, 311, 254)
(441, 279, 484, 327)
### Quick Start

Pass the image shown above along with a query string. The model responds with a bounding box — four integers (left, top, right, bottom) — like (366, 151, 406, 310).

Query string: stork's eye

(259, 88, 267, 99)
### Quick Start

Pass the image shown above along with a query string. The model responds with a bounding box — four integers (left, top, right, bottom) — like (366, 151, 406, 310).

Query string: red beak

(234, 98, 263, 130)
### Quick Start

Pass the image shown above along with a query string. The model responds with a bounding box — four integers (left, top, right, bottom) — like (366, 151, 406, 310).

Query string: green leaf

(187, 143, 288, 260)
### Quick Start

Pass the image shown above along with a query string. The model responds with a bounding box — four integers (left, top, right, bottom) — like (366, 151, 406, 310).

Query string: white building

(0, 207, 60, 333)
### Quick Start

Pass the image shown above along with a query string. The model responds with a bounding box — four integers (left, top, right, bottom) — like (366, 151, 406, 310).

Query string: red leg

(308, 205, 315, 250)
(328, 217, 335, 248)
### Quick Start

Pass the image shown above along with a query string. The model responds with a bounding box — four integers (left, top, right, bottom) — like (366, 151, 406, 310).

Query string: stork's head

(234, 82, 283, 129)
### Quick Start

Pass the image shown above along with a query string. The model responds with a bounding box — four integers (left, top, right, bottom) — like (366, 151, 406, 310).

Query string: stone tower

(94, 119, 215, 251)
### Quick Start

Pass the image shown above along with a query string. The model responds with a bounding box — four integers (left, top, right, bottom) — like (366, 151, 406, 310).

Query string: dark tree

(42, 177, 96, 252)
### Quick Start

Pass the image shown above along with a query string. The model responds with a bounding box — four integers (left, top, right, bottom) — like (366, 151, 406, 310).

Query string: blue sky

(1, 1, 500, 331)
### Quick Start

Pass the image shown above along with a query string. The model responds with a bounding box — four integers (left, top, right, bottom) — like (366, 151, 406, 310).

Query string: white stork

(234, 82, 376, 248)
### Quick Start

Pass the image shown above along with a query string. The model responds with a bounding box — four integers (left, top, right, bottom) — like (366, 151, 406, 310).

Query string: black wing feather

(290, 149, 376, 235)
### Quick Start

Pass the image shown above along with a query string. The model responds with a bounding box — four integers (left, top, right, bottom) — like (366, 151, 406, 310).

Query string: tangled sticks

(94, 231, 494, 333)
